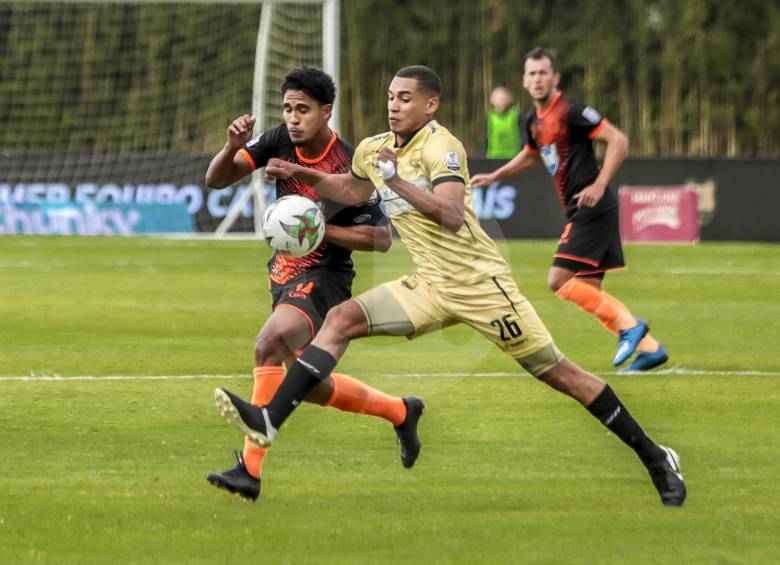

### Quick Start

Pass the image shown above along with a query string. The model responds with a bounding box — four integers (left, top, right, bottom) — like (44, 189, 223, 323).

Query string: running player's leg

(215, 299, 402, 448)
(259, 277, 440, 450)
(550, 213, 666, 368)
(453, 274, 684, 505)
(215, 276, 440, 466)
(251, 275, 415, 442)
(206, 304, 311, 500)
(533, 358, 685, 505)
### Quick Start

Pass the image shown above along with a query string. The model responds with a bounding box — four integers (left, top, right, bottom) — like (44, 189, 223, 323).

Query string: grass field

(1, 235, 779, 564)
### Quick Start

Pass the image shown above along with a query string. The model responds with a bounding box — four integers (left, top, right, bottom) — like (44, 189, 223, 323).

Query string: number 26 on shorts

(490, 314, 523, 341)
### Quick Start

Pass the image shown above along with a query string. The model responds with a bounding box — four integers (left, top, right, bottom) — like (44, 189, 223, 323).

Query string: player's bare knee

(322, 300, 366, 341)
(254, 332, 290, 366)
(539, 357, 604, 404)
(518, 342, 565, 379)
(548, 274, 566, 293)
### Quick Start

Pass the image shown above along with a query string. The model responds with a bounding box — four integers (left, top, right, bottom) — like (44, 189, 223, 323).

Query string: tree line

(0, 0, 777, 157)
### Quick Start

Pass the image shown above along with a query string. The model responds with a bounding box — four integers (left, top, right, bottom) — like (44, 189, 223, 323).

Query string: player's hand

(470, 173, 496, 188)
(573, 183, 606, 208)
(227, 114, 256, 150)
(265, 157, 298, 180)
(376, 147, 398, 180)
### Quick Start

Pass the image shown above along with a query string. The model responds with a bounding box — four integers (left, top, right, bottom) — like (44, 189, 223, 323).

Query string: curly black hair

(281, 66, 336, 105)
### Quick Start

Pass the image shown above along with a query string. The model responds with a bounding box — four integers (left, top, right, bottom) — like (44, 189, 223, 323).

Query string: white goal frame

(214, 0, 340, 237)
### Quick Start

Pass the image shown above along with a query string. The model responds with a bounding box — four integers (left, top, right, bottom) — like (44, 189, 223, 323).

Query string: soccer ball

(262, 194, 325, 257)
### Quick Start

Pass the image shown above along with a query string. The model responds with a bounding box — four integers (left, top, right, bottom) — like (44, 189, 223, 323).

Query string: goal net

(0, 0, 339, 236)
(217, 0, 340, 236)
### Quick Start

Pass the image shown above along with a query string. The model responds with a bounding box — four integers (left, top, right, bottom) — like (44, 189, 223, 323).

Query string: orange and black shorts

(553, 205, 625, 277)
(270, 270, 353, 337)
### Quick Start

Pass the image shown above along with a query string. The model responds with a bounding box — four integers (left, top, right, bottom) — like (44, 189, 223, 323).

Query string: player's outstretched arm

(265, 158, 375, 206)
(377, 148, 465, 233)
(206, 114, 256, 188)
(324, 223, 392, 252)
(470, 148, 540, 187)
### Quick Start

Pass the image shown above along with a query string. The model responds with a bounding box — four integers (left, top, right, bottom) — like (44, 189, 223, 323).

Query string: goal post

(215, 0, 341, 237)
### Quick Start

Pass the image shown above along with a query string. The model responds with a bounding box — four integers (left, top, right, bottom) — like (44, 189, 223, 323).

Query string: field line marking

(1, 367, 779, 382)
(0, 374, 244, 382)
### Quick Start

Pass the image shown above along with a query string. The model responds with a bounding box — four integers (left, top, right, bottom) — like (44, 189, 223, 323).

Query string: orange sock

(324, 373, 407, 426)
(555, 278, 660, 353)
(242, 366, 284, 478)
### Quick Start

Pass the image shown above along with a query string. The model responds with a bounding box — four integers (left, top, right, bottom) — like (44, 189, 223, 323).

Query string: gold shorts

(353, 273, 562, 377)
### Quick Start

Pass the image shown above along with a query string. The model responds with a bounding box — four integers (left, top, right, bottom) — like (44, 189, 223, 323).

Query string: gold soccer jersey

(351, 121, 509, 286)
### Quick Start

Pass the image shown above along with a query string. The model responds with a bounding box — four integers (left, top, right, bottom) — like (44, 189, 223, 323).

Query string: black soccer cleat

(206, 450, 261, 502)
(394, 397, 425, 468)
(646, 445, 687, 506)
(214, 388, 278, 447)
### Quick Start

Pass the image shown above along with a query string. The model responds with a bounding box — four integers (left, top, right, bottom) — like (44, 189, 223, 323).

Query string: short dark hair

(281, 66, 336, 105)
(394, 65, 442, 97)
(524, 47, 556, 72)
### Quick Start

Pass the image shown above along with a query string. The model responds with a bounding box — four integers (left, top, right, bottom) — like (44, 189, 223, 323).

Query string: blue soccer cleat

(613, 319, 649, 366)
(619, 345, 669, 373)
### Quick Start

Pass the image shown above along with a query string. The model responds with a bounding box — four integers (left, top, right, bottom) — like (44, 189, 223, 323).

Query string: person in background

(485, 86, 522, 159)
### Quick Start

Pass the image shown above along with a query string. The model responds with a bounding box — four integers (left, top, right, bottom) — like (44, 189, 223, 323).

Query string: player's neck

(394, 120, 430, 148)
(534, 90, 561, 114)
(297, 127, 334, 160)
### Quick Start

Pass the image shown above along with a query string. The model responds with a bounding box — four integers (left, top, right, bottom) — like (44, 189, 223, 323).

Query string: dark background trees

(1, 0, 777, 157)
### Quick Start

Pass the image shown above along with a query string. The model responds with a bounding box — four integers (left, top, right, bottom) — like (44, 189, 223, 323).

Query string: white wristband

(377, 159, 396, 180)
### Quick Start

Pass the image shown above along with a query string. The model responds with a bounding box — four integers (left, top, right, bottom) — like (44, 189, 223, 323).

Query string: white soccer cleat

(214, 388, 278, 447)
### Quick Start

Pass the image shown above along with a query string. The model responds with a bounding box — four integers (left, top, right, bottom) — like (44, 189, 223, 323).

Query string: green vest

(486, 105, 522, 159)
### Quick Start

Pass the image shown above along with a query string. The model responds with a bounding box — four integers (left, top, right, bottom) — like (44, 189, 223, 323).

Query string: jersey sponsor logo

(582, 106, 601, 125)
(353, 213, 371, 223)
(445, 151, 460, 171)
(540, 143, 560, 175)
(379, 177, 429, 216)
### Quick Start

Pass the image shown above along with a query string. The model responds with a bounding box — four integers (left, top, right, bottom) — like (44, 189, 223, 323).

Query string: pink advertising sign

(619, 185, 700, 243)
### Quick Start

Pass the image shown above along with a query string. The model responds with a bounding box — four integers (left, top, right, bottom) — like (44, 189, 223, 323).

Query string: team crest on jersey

(445, 151, 460, 171)
(540, 143, 560, 175)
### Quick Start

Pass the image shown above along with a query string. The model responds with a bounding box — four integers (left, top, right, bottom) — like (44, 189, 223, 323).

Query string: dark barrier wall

(2, 152, 778, 240)
(470, 157, 780, 241)
(612, 158, 779, 242)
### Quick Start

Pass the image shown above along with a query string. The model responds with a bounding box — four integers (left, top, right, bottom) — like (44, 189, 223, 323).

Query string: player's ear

(427, 96, 440, 115)
(322, 103, 333, 121)
(553, 72, 561, 88)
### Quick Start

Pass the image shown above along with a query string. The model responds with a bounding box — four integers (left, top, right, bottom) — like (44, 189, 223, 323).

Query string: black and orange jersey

(523, 91, 616, 218)
(240, 124, 387, 285)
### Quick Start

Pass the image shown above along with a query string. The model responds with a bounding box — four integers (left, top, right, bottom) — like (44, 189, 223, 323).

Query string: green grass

(1, 236, 779, 564)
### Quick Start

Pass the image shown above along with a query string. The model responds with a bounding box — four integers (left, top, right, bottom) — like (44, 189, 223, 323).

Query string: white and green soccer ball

(262, 194, 325, 257)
